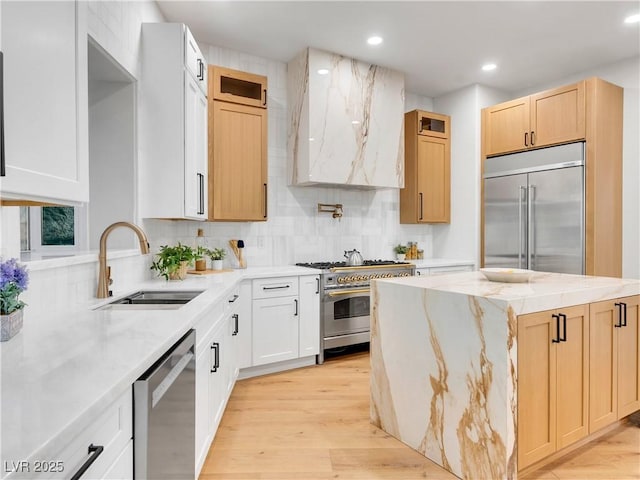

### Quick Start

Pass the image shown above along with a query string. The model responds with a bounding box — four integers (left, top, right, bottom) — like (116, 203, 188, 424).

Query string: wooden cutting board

(187, 269, 234, 275)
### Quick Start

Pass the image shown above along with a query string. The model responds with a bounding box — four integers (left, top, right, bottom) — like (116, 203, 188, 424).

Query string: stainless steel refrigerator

(483, 142, 585, 274)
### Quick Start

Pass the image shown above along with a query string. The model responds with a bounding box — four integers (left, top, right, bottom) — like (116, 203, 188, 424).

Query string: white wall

(142, 46, 441, 266)
(431, 85, 510, 265)
(513, 56, 640, 279)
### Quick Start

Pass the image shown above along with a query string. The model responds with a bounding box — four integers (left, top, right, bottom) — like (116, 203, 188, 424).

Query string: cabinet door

(252, 296, 299, 366)
(184, 72, 208, 220)
(518, 310, 557, 469)
(184, 26, 207, 93)
(1, 1, 88, 203)
(416, 111, 449, 139)
(237, 281, 253, 369)
(209, 320, 227, 433)
(210, 101, 267, 221)
(530, 82, 585, 148)
(589, 299, 618, 432)
(417, 136, 450, 223)
(617, 295, 640, 418)
(483, 96, 530, 156)
(555, 304, 589, 449)
(210, 66, 267, 108)
(195, 341, 213, 474)
(299, 275, 320, 357)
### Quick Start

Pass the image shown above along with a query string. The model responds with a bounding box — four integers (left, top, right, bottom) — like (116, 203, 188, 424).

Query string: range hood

(287, 48, 405, 189)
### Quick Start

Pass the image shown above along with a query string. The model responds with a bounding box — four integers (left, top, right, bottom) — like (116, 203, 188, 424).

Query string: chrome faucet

(97, 222, 150, 298)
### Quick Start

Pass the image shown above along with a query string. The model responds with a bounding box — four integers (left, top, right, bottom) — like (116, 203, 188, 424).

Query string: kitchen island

(370, 271, 640, 479)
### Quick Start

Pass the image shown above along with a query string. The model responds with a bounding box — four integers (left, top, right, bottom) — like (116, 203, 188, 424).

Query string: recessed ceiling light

(351, 120, 360, 125)
(317, 68, 329, 75)
(624, 13, 640, 23)
(482, 63, 497, 72)
(367, 36, 383, 46)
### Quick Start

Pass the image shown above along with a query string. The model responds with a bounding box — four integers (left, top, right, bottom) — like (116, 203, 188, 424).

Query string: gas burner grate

(296, 259, 411, 269)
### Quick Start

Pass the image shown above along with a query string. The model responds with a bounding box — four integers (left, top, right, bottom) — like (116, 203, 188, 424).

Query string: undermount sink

(96, 290, 204, 311)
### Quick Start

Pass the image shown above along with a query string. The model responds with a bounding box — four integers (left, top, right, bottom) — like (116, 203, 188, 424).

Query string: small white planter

(212, 259, 224, 271)
(396, 253, 406, 261)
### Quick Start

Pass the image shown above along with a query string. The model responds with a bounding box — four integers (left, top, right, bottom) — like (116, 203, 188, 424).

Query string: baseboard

(238, 355, 317, 379)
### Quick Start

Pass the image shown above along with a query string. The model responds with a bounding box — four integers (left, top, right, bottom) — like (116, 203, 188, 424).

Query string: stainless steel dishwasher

(134, 329, 195, 479)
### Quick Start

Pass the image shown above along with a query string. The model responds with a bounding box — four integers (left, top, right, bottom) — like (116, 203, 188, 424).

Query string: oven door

(322, 288, 370, 339)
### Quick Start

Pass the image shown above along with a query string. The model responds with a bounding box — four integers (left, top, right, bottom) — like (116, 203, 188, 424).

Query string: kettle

(344, 249, 364, 266)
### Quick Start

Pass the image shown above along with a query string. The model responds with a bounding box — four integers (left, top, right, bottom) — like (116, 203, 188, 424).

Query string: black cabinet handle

(70, 444, 104, 480)
(211, 342, 220, 372)
(559, 313, 567, 342)
(232, 314, 239, 335)
(263, 285, 290, 291)
(263, 88, 267, 107)
(294, 299, 298, 316)
(419, 192, 424, 221)
(615, 302, 628, 327)
(197, 173, 205, 215)
(228, 294, 239, 303)
(524, 132, 529, 147)
(197, 59, 204, 80)
(263, 183, 268, 218)
(315, 277, 320, 294)
(530, 131, 535, 146)
(552, 314, 561, 343)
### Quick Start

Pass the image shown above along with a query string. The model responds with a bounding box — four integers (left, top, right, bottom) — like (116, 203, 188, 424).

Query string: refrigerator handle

(528, 185, 536, 270)
(519, 186, 526, 269)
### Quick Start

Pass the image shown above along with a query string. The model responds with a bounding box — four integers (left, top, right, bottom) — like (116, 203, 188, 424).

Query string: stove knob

(337, 277, 345, 284)
(363, 274, 370, 281)
(359, 275, 366, 281)
(346, 275, 355, 282)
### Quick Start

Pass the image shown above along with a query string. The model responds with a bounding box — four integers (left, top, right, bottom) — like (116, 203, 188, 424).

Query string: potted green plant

(150, 243, 196, 280)
(206, 247, 227, 271)
(393, 244, 408, 261)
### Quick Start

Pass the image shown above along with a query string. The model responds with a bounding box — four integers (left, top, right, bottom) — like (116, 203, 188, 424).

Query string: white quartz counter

(378, 270, 640, 314)
(0, 265, 318, 477)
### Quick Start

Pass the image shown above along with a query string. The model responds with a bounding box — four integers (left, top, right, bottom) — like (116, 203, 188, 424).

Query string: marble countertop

(377, 271, 640, 315)
(0, 265, 318, 477)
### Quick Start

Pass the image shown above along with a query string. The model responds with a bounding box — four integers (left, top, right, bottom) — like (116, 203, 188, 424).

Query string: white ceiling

(157, 1, 640, 98)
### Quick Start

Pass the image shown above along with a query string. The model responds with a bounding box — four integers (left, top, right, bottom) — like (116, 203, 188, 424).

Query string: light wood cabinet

(208, 66, 268, 221)
(517, 304, 589, 470)
(481, 77, 622, 277)
(483, 81, 585, 156)
(400, 110, 450, 224)
(589, 295, 640, 432)
(211, 66, 267, 108)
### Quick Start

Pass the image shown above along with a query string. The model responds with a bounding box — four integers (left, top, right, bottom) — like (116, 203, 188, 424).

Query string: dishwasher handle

(151, 349, 194, 408)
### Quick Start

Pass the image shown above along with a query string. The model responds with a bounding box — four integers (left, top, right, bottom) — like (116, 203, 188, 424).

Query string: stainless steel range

(296, 260, 415, 363)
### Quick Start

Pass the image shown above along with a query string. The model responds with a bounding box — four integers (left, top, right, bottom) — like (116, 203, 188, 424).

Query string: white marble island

(370, 271, 640, 480)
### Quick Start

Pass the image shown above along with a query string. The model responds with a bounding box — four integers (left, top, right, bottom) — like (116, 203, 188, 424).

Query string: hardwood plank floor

(200, 350, 640, 480)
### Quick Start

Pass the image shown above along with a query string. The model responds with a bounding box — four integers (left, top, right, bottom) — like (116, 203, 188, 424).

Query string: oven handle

(326, 288, 370, 297)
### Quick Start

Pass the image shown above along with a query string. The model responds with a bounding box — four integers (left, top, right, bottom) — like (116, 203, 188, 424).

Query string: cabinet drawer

(253, 276, 299, 299)
(429, 265, 474, 275)
(195, 301, 225, 351)
(20, 389, 132, 479)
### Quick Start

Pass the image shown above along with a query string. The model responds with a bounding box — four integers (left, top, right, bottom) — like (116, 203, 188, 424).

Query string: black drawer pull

(552, 314, 561, 343)
(211, 342, 220, 372)
(232, 314, 239, 335)
(559, 313, 567, 342)
(530, 131, 536, 146)
(615, 302, 625, 328)
(263, 285, 290, 291)
(524, 132, 528, 147)
(294, 299, 298, 316)
(70, 444, 104, 480)
(228, 294, 239, 303)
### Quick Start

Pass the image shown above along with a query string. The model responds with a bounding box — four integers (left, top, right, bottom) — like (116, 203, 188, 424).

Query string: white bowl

(479, 268, 534, 283)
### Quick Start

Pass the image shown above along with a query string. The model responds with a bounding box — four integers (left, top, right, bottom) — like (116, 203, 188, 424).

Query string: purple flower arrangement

(0, 258, 29, 315)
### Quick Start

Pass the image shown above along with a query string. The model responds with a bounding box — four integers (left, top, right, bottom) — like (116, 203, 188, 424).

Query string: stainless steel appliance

(483, 142, 585, 274)
(134, 329, 195, 479)
(296, 260, 415, 363)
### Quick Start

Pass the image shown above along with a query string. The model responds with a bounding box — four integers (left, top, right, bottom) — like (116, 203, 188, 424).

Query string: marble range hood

(287, 47, 405, 189)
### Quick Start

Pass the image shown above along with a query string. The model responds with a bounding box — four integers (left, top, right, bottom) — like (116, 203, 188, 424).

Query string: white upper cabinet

(1, 1, 89, 204)
(287, 47, 405, 189)
(139, 23, 208, 221)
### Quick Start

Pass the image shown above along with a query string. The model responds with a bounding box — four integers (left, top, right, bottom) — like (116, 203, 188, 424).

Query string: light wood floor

(200, 350, 640, 480)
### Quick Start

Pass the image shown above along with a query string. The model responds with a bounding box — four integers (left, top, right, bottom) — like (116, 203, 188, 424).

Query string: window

(19, 206, 86, 254)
